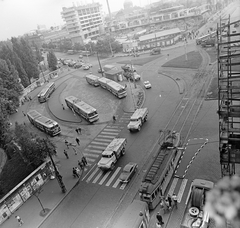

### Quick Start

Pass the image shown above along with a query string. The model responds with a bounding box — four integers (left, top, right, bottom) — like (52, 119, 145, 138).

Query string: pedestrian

(82, 156, 87, 166)
(73, 167, 79, 178)
(165, 198, 170, 211)
(167, 194, 172, 210)
(78, 127, 82, 134)
(156, 212, 164, 226)
(65, 140, 69, 149)
(72, 147, 78, 155)
(172, 193, 178, 209)
(78, 160, 84, 170)
(15, 215, 24, 226)
(75, 128, 79, 134)
(28, 96, 32, 101)
(63, 149, 69, 159)
(62, 104, 65, 110)
(22, 111, 26, 117)
(113, 115, 116, 122)
(76, 137, 80, 146)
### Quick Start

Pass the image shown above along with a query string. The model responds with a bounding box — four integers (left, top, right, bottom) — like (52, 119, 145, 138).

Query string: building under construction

(217, 17, 240, 177)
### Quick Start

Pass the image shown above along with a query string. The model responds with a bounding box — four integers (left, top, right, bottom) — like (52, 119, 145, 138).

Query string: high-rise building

(61, 3, 104, 45)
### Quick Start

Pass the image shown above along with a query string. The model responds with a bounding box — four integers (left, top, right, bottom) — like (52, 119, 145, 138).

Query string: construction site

(217, 16, 240, 177)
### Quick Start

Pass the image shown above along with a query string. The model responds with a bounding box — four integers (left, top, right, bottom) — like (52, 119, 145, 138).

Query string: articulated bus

(65, 96, 99, 123)
(38, 82, 55, 103)
(113, 200, 150, 228)
(85, 74, 100, 87)
(139, 131, 182, 210)
(27, 110, 61, 136)
(98, 77, 127, 99)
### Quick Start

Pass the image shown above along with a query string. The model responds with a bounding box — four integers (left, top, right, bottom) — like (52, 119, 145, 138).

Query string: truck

(180, 179, 214, 228)
(97, 138, 127, 170)
(150, 47, 161, 55)
(127, 108, 148, 132)
(103, 64, 117, 72)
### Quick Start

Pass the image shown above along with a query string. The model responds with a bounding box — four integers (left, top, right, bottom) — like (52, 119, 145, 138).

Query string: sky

(0, 0, 153, 41)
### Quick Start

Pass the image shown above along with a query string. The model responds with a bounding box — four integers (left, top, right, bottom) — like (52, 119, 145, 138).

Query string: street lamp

(184, 39, 188, 61)
(97, 52, 104, 77)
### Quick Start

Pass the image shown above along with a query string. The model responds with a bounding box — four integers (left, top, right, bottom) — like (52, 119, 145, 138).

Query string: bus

(38, 82, 55, 103)
(27, 110, 61, 136)
(113, 200, 150, 228)
(65, 96, 99, 123)
(80, 50, 91, 56)
(98, 77, 127, 98)
(196, 31, 216, 45)
(85, 74, 100, 87)
(139, 131, 182, 210)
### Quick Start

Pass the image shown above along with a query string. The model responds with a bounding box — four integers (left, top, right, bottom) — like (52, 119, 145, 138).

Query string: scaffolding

(217, 16, 240, 177)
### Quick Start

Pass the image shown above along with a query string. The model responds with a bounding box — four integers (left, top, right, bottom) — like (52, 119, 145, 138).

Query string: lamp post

(47, 150, 67, 193)
(97, 52, 104, 77)
(130, 59, 136, 89)
(184, 39, 188, 61)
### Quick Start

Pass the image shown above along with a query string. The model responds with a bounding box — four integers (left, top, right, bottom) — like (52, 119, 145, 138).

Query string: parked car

(98, 68, 104, 73)
(68, 61, 76, 67)
(143, 81, 152, 89)
(119, 162, 138, 183)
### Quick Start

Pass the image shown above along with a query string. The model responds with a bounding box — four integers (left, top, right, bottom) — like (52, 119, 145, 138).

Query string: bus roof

(35, 116, 58, 128)
(192, 179, 214, 190)
(27, 110, 42, 120)
(98, 77, 112, 84)
(85, 74, 100, 80)
(38, 82, 55, 97)
(65, 96, 97, 114)
(104, 138, 126, 153)
(107, 81, 125, 90)
(131, 108, 148, 120)
(113, 200, 148, 228)
(196, 31, 216, 41)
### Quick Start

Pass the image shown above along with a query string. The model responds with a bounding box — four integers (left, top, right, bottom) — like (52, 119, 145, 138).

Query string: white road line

(93, 138, 112, 143)
(87, 145, 106, 150)
(103, 129, 121, 132)
(112, 179, 121, 188)
(99, 171, 111, 185)
(96, 135, 116, 139)
(90, 141, 109, 146)
(106, 126, 121, 129)
(100, 132, 119, 135)
(82, 164, 96, 181)
(178, 179, 188, 203)
(86, 168, 99, 183)
(84, 148, 103, 154)
(167, 178, 178, 196)
(84, 153, 99, 158)
(106, 167, 121, 186)
(84, 158, 95, 162)
(119, 183, 127, 190)
(93, 171, 103, 184)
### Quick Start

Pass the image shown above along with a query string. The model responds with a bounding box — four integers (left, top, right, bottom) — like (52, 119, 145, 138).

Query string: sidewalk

(1, 72, 144, 228)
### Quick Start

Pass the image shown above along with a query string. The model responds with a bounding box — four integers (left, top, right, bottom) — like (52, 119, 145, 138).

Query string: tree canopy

(47, 50, 58, 71)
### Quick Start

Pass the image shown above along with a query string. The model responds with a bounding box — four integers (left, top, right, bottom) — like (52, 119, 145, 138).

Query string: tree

(0, 44, 30, 87)
(33, 42, 44, 63)
(0, 101, 10, 147)
(73, 42, 84, 51)
(59, 39, 72, 52)
(14, 123, 56, 168)
(47, 50, 58, 71)
(11, 37, 40, 80)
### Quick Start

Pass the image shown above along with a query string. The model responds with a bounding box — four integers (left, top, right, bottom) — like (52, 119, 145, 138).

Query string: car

(68, 61, 76, 67)
(83, 65, 90, 70)
(119, 162, 138, 183)
(98, 68, 104, 73)
(74, 62, 82, 68)
(143, 81, 152, 89)
(130, 72, 141, 82)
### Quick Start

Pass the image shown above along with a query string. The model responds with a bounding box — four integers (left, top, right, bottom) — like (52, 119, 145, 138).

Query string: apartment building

(61, 3, 104, 44)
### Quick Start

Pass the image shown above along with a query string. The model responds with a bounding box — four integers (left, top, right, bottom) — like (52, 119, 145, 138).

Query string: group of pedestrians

(156, 193, 178, 227)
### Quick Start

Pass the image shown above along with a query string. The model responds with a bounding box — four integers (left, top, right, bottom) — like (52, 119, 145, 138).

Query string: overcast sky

(0, 0, 153, 41)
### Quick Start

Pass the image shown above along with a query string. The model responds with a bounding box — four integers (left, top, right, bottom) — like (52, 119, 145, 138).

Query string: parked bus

(65, 96, 99, 123)
(80, 50, 91, 56)
(38, 82, 55, 103)
(113, 200, 150, 228)
(27, 110, 61, 136)
(85, 74, 100, 87)
(98, 77, 127, 98)
(139, 131, 181, 210)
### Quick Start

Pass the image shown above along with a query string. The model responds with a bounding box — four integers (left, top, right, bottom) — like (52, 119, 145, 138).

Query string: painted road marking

(119, 182, 127, 190)
(84, 153, 99, 158)
(96, 135, 116, 139)
(93, 138, 112, 143)
(99, 171, 111, 185)
(84, 148, 103, 154)
(100, 132, 119, 135)
(112, 179, 121, 188)
(102, 129, 121, 132)
(168, 178, 178, 196)
(86, 168, 99, 183)
(106, 167, 121, 186)
(93, 171, 103, 184)
(178, 179, 188, 203)
(91, 141, 109, 146)
(82, 164, 96, 181)
(87, 145, 106, 150)
(84, 158, 95, 162)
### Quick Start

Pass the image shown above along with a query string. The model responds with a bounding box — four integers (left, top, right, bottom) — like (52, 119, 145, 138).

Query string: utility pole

(97, 52, 104, 77)
(130, 60, 136, 89)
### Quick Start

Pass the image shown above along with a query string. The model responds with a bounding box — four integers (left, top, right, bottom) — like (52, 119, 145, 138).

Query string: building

(61, 3, 104, 45)
(138, 28, 181, 50)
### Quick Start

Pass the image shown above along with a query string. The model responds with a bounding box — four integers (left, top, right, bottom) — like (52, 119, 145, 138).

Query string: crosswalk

(80, 112, 133, 190)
